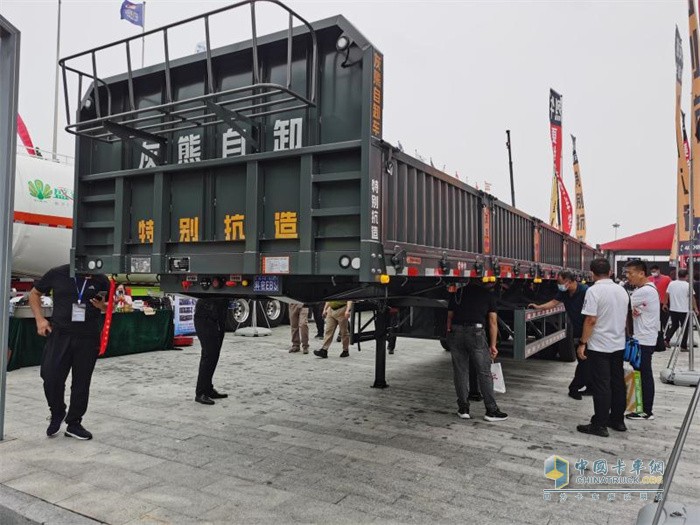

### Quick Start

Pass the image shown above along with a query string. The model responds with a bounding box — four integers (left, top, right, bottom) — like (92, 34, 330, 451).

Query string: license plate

(253, 275, 280, 293)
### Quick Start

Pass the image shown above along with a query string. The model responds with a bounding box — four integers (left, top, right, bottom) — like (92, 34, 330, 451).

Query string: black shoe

(339, 350, 350, 358)
(577, 424, 609, 437)
(65, 423, 93, 440)
(606, 421, 627, 432)
(468, 392, 483, 402)
(336, 335, 341, 343)
(313, 349, 328, 358)
(46, 413, 65, 437)
(388, 347, 395, 355)
(484, 409, 508, 422)
(195, 394, 215, 405)
(580, 389, 593, 396)
(207, 389, 228, 399)
(626, 412, 655, 421)
(315, 334, 324, 340)
(568, 390, 583, 400)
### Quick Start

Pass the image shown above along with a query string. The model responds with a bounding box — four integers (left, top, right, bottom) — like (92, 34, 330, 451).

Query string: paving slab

(1, 326, 698, 524)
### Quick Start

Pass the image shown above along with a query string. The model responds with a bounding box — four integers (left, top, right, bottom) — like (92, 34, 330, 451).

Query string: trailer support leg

(372, 307, 389, 389)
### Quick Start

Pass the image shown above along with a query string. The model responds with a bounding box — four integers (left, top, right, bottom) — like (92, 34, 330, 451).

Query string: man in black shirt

(28, 264, 109, 440)
(194, 297, 230, 405)
(446, 282, 508, 422)
(529, 270, 591, 399)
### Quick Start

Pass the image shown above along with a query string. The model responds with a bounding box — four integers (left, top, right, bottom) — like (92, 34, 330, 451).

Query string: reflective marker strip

(13, 211, 73, 229)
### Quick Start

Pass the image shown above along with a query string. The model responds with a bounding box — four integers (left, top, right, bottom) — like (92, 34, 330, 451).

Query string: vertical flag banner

(120, 0, 145, 27)
(571, 136, 586, 242)
(549, 89, 573, 235)
(16, 115, 40, 157)
(688, 0, 700, 255)
(677, 25, 690, 254)
(679, 113, 692, 263)
(549, 173, 559, 229)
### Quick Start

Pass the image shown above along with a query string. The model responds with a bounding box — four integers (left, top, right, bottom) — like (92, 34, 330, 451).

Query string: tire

(281, 303, 291, 325)
(226, 299, 251, 331)
(556, 322, 576, 362)
(261, 299, 285, 328)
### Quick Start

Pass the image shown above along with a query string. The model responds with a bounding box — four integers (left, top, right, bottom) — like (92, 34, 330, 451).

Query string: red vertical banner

(482, 206, 491, 254)
(549, 89, 573, 235)
(99, 279, 116, 356)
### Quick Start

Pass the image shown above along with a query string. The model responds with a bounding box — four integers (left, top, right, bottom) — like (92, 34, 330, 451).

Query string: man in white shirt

(664, 269, 698, 350)
(576, 259, 630, 437)
(624, 260, 659, 421)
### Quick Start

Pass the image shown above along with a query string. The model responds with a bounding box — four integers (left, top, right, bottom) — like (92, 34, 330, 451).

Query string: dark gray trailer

(60, 0, 599, 385)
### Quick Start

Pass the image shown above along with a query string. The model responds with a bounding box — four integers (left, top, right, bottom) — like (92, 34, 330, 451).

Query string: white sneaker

(457, 409, 471, 419)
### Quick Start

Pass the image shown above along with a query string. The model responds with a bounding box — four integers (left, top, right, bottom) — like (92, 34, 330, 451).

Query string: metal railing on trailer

(59, 0, 318, 153)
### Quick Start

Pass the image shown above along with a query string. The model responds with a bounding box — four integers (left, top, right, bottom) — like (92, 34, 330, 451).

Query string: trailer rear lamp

(351, 257, 361, 270)
(336, 35, 351, 52)
(212, 277, 224, 289)
(96, 259, 103, 269)
(241, 280, 249, 287)
(339, 256, 351, 269)
(181, 281, 191, 290)
(225, 281, 237, 287)
(534, 278, 543, 284)
(482, 276, 489, 283)
(87, 260, 96, 270)
(379, 274, 390, 284)
(489, 276, 496, 283)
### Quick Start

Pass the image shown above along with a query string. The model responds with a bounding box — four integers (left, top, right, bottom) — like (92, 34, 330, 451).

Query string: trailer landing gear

(350, 301, 390, 389)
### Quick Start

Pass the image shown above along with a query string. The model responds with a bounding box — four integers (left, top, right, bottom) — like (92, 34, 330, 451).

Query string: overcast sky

(0, 0, 689, 246)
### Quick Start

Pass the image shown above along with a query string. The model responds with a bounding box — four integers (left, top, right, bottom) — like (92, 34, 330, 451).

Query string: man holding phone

(28, 264, 110, 440)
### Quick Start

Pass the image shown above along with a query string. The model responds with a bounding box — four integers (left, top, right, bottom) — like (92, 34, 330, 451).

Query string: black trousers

(587, 349, 626, 428)
(639, 344, 655, 415)
(195, 315, 225, 396)
(569, 358, 591, 392)
(568, 338, 591, 392)
(40, 328, 99, 425)
(311, 303, 325, 337)
(665, 311, 689, 348)
(660, 306, 669, 333)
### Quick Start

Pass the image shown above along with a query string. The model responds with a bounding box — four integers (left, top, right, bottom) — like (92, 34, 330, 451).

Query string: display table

(6, 310, 175, 371)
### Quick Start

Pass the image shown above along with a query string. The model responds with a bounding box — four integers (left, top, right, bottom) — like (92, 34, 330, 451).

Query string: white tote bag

(491, 362, 506, 394)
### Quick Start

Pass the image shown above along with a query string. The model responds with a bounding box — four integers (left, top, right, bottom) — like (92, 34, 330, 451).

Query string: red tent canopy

(599, 224, 674, 253)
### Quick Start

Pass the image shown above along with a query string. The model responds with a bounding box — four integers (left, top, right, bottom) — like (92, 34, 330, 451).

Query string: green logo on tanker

(28, 179, 53, 200)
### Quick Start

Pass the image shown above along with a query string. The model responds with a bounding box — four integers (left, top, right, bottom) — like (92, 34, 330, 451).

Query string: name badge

(72, 303, 86, 322)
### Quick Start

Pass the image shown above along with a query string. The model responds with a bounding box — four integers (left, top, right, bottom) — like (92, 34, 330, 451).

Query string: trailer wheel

(226, 299, 251, 331)
(556, 323, 576, 362)
(261, 299, 285, 328)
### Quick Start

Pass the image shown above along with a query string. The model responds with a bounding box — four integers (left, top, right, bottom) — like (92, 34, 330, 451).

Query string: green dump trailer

(61, 0, 599, 385)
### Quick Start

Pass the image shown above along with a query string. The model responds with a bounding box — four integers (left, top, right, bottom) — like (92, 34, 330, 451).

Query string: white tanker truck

(11, 153, 72, 280)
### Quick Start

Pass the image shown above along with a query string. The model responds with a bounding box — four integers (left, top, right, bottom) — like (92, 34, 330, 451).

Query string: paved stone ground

(1, 326, 699, 524)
